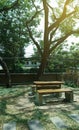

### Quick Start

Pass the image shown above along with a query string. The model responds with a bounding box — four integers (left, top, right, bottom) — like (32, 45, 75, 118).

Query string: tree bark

(37, 49, 50, 80)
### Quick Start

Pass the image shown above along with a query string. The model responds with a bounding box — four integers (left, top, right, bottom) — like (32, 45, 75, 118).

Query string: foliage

(0, 0, 40, 72)
(65, 81, 77, 88)
(44, 41, 79, 73)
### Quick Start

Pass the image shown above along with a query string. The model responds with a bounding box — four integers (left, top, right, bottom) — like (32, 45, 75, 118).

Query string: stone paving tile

(3, 122, 16, 130)
(50, 116, 68, 129)
(28, 120, 45, 130)
(69, 114, 79, 123)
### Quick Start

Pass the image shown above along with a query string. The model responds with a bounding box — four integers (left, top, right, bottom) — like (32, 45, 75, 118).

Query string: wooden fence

(0, 72, 79, 86)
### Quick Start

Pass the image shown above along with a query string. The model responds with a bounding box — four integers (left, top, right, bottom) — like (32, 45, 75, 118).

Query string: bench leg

(31, 85, 36, 95)
(36, 93, 43, 105)
(65, 91, 73, 102)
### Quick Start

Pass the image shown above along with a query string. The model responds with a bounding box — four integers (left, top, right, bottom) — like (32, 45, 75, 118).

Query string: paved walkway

(2, 112, 79, 130)
(0, 87, 79, 130)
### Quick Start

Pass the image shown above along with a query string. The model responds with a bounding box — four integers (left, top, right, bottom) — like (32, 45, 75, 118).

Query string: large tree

(26, 0, 79, 79)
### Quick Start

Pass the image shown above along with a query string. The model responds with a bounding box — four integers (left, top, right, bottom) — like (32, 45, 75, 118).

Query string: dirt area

(0, 85, 79, 130)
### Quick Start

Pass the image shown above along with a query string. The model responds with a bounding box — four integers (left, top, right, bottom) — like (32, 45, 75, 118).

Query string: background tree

(0, 0, 19, 12)
(46, 41, 79, 73)
(0, 0, 40, 72)
(0, 0, 19, 87)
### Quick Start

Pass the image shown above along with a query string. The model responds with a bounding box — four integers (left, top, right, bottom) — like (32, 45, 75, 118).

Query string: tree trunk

(0, 57, 11, 87)
(37, 0, 49, 80)
(37, 51, 49, 80)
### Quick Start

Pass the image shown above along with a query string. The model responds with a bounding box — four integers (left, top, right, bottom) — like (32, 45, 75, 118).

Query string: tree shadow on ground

(67, 127, 79, 130)
(0, 88, 29, 116)
(0, 99, 7, 115)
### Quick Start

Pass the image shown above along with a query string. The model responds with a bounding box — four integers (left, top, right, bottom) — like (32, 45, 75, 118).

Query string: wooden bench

(32, 81, 64, 94)
(36, 88, 73, 105)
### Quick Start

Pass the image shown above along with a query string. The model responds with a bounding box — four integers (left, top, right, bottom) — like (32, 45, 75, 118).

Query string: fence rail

(0, 73, 79, 86)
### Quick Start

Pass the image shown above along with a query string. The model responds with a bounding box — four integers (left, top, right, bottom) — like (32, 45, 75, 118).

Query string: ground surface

(0, 85, 79, 130)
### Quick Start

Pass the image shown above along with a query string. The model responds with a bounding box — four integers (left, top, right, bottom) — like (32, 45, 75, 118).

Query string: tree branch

(62, 0, 71, 17)
(0, 0, 19, 12)
(26, 9, 43, 25)
(47, 2, 57, 20)
(49, 26, 59, 42)
(49, 32, 73, 54)
(25, 0, 43, 24)
(48, 9, 75, 33)
(26, 25, 42, 57)
(31, 0, 38, 11)
(48, 0, 76, 33)
(49, 29, 79, 54)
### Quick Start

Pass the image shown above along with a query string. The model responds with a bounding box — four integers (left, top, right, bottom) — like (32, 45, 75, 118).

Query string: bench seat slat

(36, 88, 73, 105)
(34, 81, 64, 85)
(37, 88, 72, 94)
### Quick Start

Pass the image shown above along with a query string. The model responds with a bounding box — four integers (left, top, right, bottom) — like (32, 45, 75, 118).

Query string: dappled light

(0, 0, 79, 129)
(0, 85, 79, 129)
